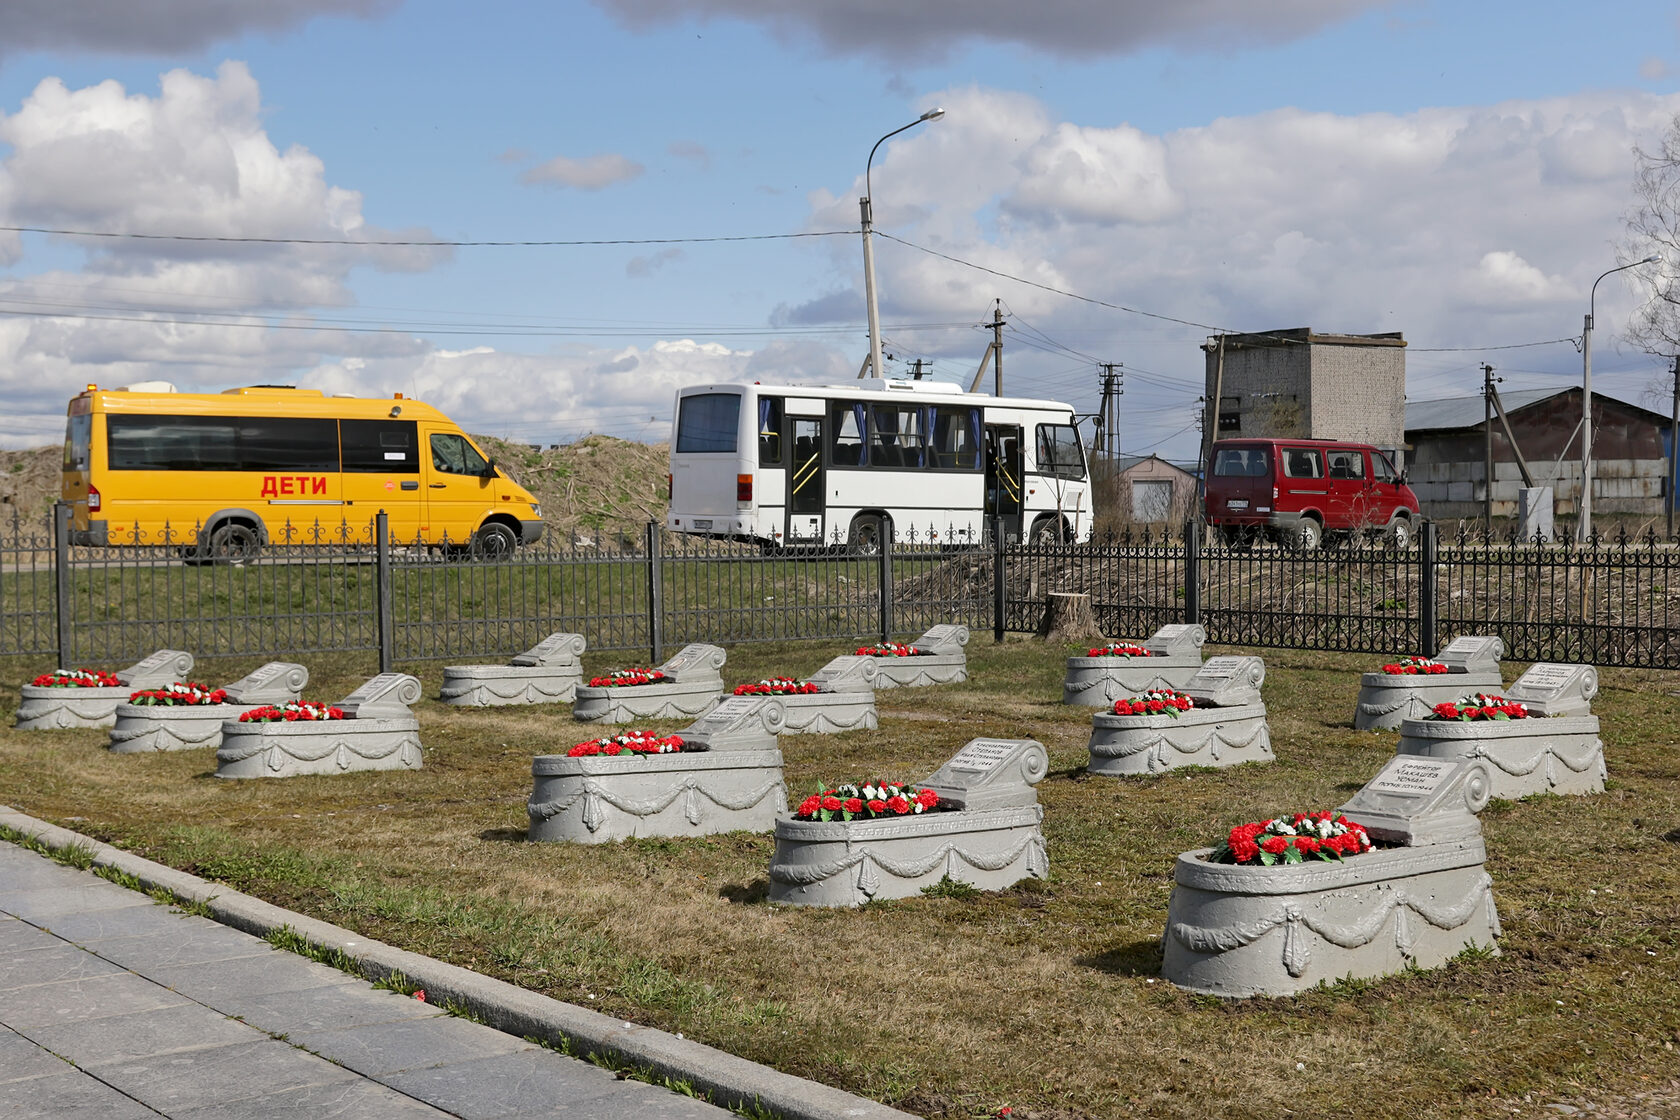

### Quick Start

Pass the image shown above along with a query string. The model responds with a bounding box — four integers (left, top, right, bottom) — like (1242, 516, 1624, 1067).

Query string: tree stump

(1038, 592, 1101, 643)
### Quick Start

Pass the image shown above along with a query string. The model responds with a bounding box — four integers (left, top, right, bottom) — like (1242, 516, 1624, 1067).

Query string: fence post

(992, 516, 1006, 642)
(1418, 519, 1438, 655)
(375, 510, 394, 674)
(646, 522, 664, 663)
(53, 502, 72, 667)
(1182, 518, 1201, 625)
(878, 523, 893, 644)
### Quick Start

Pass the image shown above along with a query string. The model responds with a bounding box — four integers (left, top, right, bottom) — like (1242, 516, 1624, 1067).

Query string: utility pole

(1198, 335, 1226, 494)
(908, 359, 927, 381)
(1097, 363, 1123, 463)
(968, 300, 1008, 394)
(1670, 355, 1679, 539)
(1483, 363, 1497, 532)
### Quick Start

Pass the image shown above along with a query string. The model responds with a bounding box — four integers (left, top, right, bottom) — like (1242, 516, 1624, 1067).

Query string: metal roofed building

(1404, 386, 1672, 520)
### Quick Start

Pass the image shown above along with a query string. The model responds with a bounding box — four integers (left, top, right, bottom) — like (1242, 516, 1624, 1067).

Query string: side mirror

(481, 457, 498, 478)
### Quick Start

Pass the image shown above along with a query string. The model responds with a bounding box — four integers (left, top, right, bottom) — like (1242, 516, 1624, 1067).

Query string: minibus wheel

(470, 522, 517, 560)
(1383, 516, 1412, 550)
(1288, 517, 1322, 551)
(204, 522, 260, 564)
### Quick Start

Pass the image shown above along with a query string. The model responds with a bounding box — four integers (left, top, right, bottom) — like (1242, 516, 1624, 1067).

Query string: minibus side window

(64, 415, 92, 471)
(1372, 452, 1399, 484)
(1282, 448, 1323, 479)
(342, 419, 419, 473)
(1326, 449, 1365, 480)
(430, 432, 490, 476)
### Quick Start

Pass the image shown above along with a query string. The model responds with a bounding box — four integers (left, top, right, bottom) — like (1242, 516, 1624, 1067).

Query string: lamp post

(1579, 254, 1661, 541)
(860, 108, 944, 381)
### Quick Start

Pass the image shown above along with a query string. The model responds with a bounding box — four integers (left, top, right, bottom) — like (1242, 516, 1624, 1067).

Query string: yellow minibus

(62, 382, 544, 560)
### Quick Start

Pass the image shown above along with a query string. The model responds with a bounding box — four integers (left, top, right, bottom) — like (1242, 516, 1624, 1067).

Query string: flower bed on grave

(109, 662, 309, 754)
(571, 644, 728, 724)
(734, 677, 820, 696)
(741, 656, 880, 735)
(855, 642, 926, 658)
(1353, 650, 1505, 731)
(1396, 692, 1604, 799)
(528, 729, 783, 844)
(769, 738, 1049, 908)
(15, 650, 196, 731)
(215, 675, 423, 779)
(1062, 627, 1206, 707)
(1161, 802, 1499, 998)
(863, 626, 969, 689)
(1087, 687, 1271, 776)
(589, 669, 668, 687)
(440, 633, 587, 708)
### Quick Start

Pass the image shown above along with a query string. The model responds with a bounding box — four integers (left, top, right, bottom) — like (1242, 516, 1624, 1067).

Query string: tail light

(667, 473, 673, 500)
(1272, 486, 1279, 501)
(736, 474, 753, 503)
(87, 483, 102, 512)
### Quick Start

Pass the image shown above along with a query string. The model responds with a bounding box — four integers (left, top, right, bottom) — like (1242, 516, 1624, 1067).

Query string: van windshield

(1213, 448, 1268, 477)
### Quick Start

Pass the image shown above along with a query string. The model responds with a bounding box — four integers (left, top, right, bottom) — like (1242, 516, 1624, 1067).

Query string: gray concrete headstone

(509, 632, 587, 667)
(1503, 662, 1596, 716)
(1181, 656, 1265, 707)
(336, 673, 423, 719)
(805, 655, 877, 693)
(117, 650, 195, 689)
(1336, 755, 1492, 846)
(656, 643, 727, 682)
(1435, 635, 1504, 675)
(916, 624, 969, 654)
(220, 662, 309, 705)
(679, 695, 785, 750)
(1144, 624, 1206, 658)
(922, 737, 1049, 812)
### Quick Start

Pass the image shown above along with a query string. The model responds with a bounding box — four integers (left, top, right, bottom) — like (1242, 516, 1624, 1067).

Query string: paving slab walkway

(0, 839, 737, 1119)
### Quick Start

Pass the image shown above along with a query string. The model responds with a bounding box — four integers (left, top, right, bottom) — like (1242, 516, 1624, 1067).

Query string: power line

(0, 224, 853, 248)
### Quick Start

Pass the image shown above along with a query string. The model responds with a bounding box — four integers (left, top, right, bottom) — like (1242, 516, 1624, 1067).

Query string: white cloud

(591, 0, 1388, 61)
(0, 0, 399, 60)
(518, 153, 645, 191)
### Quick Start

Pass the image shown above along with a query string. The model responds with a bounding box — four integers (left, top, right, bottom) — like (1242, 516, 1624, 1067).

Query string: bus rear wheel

(203, 522, 261, 564)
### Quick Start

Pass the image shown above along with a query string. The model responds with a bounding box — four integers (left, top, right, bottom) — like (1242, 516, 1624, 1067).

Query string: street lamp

(860, 107, 944, 381)
(1579, 254, 1661, 541)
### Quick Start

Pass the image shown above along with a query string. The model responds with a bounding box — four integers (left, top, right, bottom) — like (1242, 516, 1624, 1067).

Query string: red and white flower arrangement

(1088, 642, 1155, 658)
(238, 701, 345, 723)
(127, 681, 228, 706)
(1211, 811, 1374, 866)
(1429, 693, 1530, 721)
(566, 731, 694, 757)
(1380, 655, 1449, 675)
(31, 669, 122, 688)
(588, 669, 668, 688)
(794, 781, 942, 821)
(1112, 689, 1195, 717)
(855, 642, 926, 658)
(733, 676, 821, 696)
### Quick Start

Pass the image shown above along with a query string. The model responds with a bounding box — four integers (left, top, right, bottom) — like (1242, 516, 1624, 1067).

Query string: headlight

(530, 503, 543, 518)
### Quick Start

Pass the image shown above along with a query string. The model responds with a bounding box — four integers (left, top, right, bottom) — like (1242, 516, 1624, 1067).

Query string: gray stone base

(108, 704, 232, 752)
(1353, 669, 1504, 730)
(1062, 657, 1203, 707)
(215, 719, 423, 779)
(14, 686, 133, 730)
(439, 665, 583, 707)
(776, 691, 878, 734)
(1394, 716, 1605, 799)
(872, 654, 966, 689)
(1161, 839, 1500, 997)
(527, 749, 786, 843)
(571, 682, 724, 723)
(1086, 703, 1273, 776)
(767, 805, 1047, 907)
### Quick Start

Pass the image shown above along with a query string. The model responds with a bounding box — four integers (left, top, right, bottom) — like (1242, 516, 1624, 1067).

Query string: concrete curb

(0, 806, 918, 1120)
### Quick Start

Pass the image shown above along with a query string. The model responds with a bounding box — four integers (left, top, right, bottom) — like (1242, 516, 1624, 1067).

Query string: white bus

(667, 379, 1091, 551)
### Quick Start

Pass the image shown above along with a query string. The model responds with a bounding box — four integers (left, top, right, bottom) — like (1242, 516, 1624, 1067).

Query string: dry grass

(1, 641, 1677, 1119)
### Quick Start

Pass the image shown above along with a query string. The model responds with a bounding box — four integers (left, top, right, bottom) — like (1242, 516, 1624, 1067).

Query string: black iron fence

(6, 506, 1680, 671)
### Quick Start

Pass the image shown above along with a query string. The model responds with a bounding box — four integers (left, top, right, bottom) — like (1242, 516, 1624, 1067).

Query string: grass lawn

(1, 639, 1677, 1119)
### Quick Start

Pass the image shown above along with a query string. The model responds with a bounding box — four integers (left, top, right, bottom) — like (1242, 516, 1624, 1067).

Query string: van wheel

(1288, 518, 1322, 551)
(204, 522, 261, 564)
(470, 522, 518, 560)
(846, 515, 888, 556)
(1384, 517, 1412, 550)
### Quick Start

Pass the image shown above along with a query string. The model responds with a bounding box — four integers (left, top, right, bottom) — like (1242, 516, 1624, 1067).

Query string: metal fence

(7, 505, 1680, 671)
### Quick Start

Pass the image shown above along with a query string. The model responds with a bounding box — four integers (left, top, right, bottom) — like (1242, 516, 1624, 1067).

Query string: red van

(1205, 438, 1420, 549)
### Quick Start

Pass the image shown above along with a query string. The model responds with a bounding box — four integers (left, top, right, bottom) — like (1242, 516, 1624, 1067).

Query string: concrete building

(1204, 328, 1408, 466)
(1404, 387, 1671, 520)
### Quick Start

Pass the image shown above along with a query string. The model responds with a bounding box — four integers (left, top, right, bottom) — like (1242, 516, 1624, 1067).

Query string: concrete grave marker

(1336, 756, 1491, 846)
(1504, 663, 1596, 716)
(221, 662, 309, 705)
(805, 655, 876, 694)
(1064, 623, 1206, 706)
(1086, 653, 1272, 776)
(774, 655, 879, 734)
(1144, 624, 1207, 658)
(117, 650, 196, 689)
(109, 661, 308, 754)
(870, 625, 969, 689)
(216, 672, 423, 779)
(509, 632, 588, 667)
(15, 649, 198, 730)
(1354, 635, 1505, 730)
(572, 644, 727, 723)
(657, 643, 728, 682)
(1436, 635, 1504, 674)
(1182, 656, 1265, 707)
(680, 695, 786, 751)
(337, 673, 424, 719)
(923, 738, 1049, 811)
(442, 633, 587, 706)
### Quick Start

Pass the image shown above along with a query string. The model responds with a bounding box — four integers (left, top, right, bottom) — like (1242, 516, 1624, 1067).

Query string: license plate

(1227, 500, 1248, 510)
(694, 519, 713, 530)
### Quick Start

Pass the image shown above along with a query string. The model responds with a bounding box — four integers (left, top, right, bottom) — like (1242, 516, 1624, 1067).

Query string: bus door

(422, 426, 498, 547)
(786, 416, 825, 544)
(985, 424, 1024, 542)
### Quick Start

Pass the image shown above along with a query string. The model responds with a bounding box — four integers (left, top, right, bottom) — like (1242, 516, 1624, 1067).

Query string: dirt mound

(0, 435, 670, 542)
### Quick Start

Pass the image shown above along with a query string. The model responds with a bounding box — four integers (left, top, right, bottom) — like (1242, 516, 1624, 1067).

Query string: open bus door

(985, 424, 1024, 543)
(786, 416, 825, 544)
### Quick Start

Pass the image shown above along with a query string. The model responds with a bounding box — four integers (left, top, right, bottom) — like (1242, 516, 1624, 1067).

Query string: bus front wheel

(204, 522, 261, 564)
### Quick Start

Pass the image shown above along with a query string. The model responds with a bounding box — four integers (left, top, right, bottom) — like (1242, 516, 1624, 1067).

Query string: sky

(3, 0, 1680, 464)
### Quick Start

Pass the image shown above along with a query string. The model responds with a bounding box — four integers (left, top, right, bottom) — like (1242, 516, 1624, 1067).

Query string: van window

(1372, 452, 1399, 484)
(64, 414, 92, 472)
(430, 432, 491, 476)
(675, 393, 741, 454)
(106, 415, 338, 472)
(1281, 448, 1324, 479)
(1326, 449, 1365, 480)
(1035, 423, 1087, 480)
(1213, 447, 1269, 477)
(342, 419, 419, 473)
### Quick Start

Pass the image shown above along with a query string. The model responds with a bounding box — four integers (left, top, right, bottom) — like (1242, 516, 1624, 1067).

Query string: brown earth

(0, 434, 672, 542)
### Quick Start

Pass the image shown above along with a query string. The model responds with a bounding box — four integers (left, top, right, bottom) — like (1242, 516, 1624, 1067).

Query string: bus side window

(829, 402, 865, 467)
(757, 397, 783, 466)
